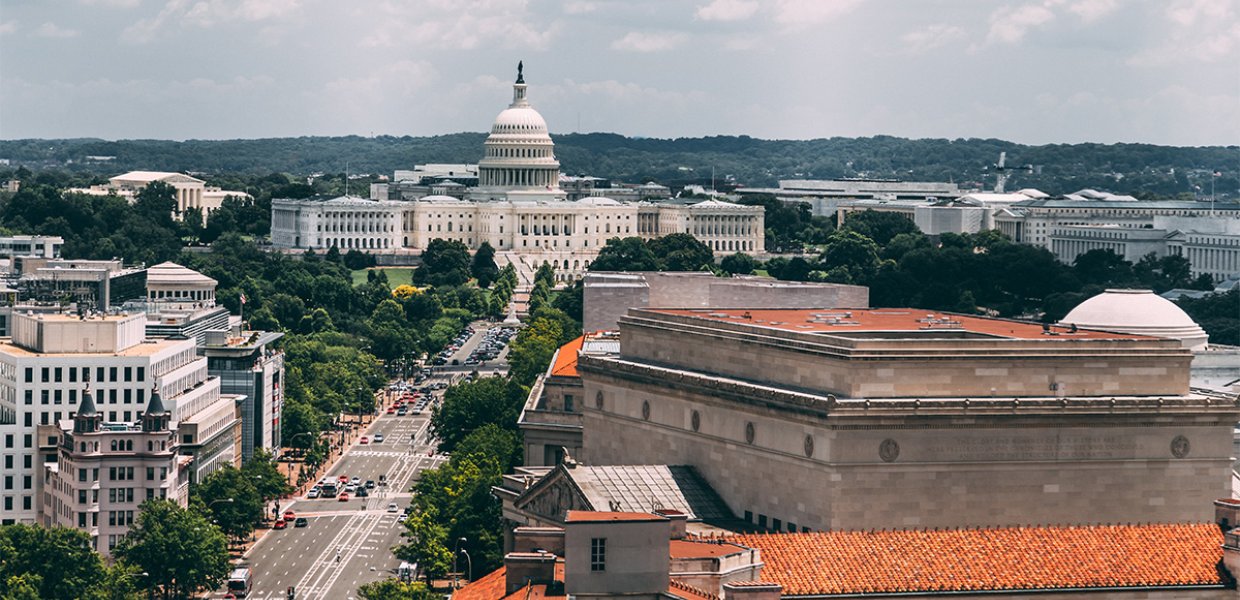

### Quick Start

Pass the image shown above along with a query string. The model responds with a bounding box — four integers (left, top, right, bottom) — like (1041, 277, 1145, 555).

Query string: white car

(350, 476, 360, 485)
(307, 488, 320, 499)
(387, 503, 399, 513)
(345, 483, 358, 493)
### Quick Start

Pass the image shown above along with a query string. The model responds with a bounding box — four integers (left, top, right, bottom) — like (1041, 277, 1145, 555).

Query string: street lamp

(207, 498, 234, 511)
(453, 537, 467, 588)
(460, 548, 472, 584)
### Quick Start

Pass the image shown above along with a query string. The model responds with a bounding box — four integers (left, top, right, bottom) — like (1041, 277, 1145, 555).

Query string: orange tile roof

(453, 565, 508, 600)
(670, 539, 748, 559)
(548, 335, 584, 378)
(648, 308, 1147, 341)
(732, 523, 1225, 596)
(565, 510, 663, 523)
(668, 579, 721, 600)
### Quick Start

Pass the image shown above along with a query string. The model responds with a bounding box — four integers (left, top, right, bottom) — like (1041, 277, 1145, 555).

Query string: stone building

(576, 307, 1239, 531)
(40, 387, 187, 557)
(70, 171, 250, 224)
(270, 65, 764, 281)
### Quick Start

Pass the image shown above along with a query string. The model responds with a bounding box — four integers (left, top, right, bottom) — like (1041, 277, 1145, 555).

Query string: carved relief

(1171, 435, 1190, 459)
(879, 438, 900, 463)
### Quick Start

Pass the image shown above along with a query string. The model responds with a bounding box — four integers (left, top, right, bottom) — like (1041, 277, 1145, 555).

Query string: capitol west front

(270, 66, 765, 279)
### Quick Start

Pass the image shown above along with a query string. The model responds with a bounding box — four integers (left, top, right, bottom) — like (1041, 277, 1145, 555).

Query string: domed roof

(576, 196, 621, 205)
(491, 106, 548, 135)
(1059, 289, 1208, 350)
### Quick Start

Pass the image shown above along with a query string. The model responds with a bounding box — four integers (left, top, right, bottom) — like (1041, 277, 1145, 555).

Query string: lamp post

(460, 548, 472, 585)
(453, 537, 467, 588)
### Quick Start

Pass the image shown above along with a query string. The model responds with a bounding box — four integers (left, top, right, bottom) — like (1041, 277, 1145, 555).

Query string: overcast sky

(1, 0, 1237, 145)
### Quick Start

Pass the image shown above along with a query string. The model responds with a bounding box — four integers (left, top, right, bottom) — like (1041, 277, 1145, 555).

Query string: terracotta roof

(668, 579, 721, 600)
(452, 565, 508, 600)
(732, 523, 1225, 596)
(648, 308, 1148, 341)
(565, 510, 663, 523)
(548, 335, 584, 378)
(670, 539, 748, 559)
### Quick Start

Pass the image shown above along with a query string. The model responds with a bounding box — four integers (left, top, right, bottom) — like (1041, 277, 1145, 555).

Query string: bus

(227, 568, 252, 597)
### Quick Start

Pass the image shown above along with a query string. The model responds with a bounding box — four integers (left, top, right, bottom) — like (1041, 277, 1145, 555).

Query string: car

(360, 436, 369, 444)
(273, 519, 287, 530)
(345, 483, 358, 493)
(338, 475, 349, 484)
(403, 505, 414, 515)
(338, 492, 350, 502)
(307, 488, 320, 499)
(356, 487, 369, 497)
(387, 503, 399, 513)
(351, 476, 360, 485)
(386, 407, 396, 414)
(374, 433, 384, 443)
(283, 510, 295, 522)
(294, 517, 308, 528)
(366, 480, 375, 489)
(397, 409, 408, 416)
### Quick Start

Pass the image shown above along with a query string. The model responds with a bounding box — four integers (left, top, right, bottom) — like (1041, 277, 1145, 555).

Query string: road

(217, 385, 448, 600)
(218, 324, 516, 600)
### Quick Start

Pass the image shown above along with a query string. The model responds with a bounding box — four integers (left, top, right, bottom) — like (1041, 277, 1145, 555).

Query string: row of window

(743, 510, 810, 533)
(1, 495, 32, 511)
(2, 474, 31, 490)
(24, 366, 145, 385)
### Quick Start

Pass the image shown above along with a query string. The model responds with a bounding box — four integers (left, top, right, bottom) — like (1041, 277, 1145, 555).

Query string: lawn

(352, 267, 417, 287)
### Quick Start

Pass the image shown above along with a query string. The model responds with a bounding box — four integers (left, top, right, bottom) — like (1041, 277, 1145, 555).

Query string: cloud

(1129, 0, 1239, 65)
(356, 1, 560, 51)
(901, 24, 965, 53)
(79, 0, 142, 7)
(0, 21, 15, 37)
(122, 0, 301, 43)
(34, 22, 80, 38)
(986, 3, 1055, 44)
(610, 31, 687, 53)
(772, 0, 862, 28)
(695, 0, 759, 22)
(1066, 0, 1119, 22)
(563, 1, 600, 15)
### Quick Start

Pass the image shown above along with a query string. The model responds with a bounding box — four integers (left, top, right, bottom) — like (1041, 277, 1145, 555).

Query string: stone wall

(579, 359, 1238, 531)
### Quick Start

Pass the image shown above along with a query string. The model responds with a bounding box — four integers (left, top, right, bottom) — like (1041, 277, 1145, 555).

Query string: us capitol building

(270, 64, 764, 280)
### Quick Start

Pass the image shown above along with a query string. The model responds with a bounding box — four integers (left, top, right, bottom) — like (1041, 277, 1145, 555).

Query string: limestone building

(70, 171, 250, 223)
(576, 307, 1239, 531)
(0, 311, 239, 524)
(40, 387, 187, 557)
(270, 65, 764, 281)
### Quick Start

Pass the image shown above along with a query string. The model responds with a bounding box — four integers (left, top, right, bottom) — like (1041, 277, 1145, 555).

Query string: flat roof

(644, 308, 1147, 341)
(564, 510, 664, 523)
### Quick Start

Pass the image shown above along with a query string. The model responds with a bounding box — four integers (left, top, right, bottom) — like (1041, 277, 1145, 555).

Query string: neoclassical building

(270, 65, 764, 279)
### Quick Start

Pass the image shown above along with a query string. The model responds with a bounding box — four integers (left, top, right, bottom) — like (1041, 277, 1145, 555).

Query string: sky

(0, 0, 1237, 146)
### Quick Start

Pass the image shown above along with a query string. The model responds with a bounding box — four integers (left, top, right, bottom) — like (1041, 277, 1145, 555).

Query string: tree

(195, 467, 264, 541)
(1073, 249, 1132, 286)
(429, 376, 527, 452)
(841, 209, 921, 246)
(589, 237, 659, 272)
(817, 230, 881, 284)
(455, 423, 523, 472)
(648, 233, 714, 271)
(552, 279, 584, 322)
(507, 315, 567, 386)
(0, 524, 114, 600)
(414, 239, 472, 287)
(471, 242, 500, 288)
(358, 578, 438, 600)
(114, 500, 230, 600)
(241, 448, 294, 503)
(344, 249, 377, 270)
(720, 252, 758, 275)
(394, 508, 452, 584)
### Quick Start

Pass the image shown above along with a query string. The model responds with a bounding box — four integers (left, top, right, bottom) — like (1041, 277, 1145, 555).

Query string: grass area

(351, 267, 417, 287)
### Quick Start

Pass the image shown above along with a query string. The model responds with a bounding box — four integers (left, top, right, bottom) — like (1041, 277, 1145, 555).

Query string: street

(218, 323, 513, 600)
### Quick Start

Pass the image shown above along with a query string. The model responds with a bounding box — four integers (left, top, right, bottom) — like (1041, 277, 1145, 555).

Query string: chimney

(722, 581, 782, 600)
(513, 526, 565, 555)
(505, 551, 558, 595)
(653, 509, 688, 539)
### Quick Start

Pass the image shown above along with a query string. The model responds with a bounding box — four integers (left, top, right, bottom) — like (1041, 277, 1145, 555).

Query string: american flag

(239, 293, 247, 305)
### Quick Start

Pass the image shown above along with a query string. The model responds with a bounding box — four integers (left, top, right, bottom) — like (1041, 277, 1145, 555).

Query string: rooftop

(730, 522, 1225, 596)
(644, 308, 1148, 341)
(548, 335, 584, 378)
(565, 510, 664, 523)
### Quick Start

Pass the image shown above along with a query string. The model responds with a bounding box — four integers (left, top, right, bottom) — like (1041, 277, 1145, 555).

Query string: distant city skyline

(1, 0, 1236, 146)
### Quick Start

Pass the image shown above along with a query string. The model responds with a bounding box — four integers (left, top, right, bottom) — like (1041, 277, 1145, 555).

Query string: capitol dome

(1059, 289, 1208, 350)
(475, 62, 562, 195)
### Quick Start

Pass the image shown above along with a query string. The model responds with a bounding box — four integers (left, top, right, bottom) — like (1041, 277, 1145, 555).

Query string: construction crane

(988, 151, 1033, 193)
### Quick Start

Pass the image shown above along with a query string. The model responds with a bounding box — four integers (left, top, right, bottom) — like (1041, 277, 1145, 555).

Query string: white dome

(491, 107, 548, 135)
(1059, 289, 1208, 350)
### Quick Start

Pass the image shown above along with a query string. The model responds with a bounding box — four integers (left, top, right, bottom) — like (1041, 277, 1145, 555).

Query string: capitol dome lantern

(1059, 289, 1208, 350)
(475, 61, 563, 200)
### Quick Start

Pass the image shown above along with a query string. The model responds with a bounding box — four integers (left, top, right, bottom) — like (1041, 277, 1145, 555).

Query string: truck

(227, 567, 252, 597)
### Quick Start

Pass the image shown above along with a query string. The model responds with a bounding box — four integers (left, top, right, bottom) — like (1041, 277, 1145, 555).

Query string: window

(109, 367, 118, 382)
(758, 514, 767, 528)
(744, 510, 753, 523)
(21, 496, 29, 510)
(96, 368, 104, 383)
(78, 490, 87, 504)
(69, 368, 77, 383)
(590, 538, 606, 571)
(41, 367, 49, 383)
(124, 367, 132, 382)
(564, 395, 574, 412)
(24, 368, 32, 383)
(24, 390, 31, 405)
(137, 367, 145, 381)
(146, 467, 154, 481)
(54, 367, 62, 383)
